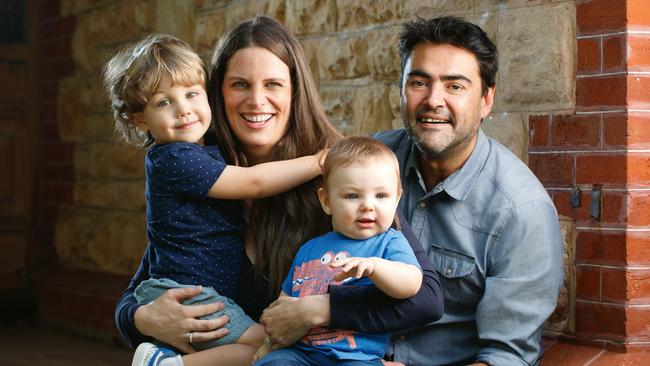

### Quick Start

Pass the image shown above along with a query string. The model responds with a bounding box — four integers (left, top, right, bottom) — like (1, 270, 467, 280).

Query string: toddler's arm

(331, 257, 422, 299)
(207, 150, 326, 199)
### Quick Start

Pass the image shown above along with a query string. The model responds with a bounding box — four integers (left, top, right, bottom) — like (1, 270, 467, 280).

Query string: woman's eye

(267, 81, 283, 88)
(232, 81, 248, 88)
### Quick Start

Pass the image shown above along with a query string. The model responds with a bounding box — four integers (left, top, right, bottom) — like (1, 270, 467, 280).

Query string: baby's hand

(251, 343, 272, 364)
(330, 257, 377, 282)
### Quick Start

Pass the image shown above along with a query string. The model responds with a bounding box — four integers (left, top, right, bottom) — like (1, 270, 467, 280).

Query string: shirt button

(445, 268, 452, 275)
(418, 202, 427, 208)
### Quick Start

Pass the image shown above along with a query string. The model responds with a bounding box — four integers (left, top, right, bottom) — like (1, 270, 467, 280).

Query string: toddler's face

(134, 75, 211, 145)
(319, 158, 401, 240)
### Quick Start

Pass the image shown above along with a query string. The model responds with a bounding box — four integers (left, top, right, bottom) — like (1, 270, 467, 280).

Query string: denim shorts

(134, 277, 255, 350)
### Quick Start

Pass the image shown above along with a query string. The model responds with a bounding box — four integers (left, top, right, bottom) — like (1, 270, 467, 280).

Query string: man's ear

(480, 86, 496, 120)
(131, 112, 148, 132)
(317, 187, 332, 215)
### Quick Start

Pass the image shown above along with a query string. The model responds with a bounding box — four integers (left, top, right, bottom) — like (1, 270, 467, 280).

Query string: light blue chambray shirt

(376, 128, 563, 366)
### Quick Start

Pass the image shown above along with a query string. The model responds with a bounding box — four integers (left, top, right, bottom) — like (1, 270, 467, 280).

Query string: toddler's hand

(317, 149, 329, 172)
(330, 257, 377, 282)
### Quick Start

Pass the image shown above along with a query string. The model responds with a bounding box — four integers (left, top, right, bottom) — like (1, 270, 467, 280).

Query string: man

(374, 16, 563, 365)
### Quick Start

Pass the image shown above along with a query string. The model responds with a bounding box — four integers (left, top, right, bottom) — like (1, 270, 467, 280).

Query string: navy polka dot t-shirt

(145, 142, 245, 297)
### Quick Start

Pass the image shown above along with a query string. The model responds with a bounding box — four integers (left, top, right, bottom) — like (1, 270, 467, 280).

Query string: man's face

(400, 43, 494, 161)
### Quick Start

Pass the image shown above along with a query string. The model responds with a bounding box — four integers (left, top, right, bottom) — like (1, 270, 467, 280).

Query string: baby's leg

(182, 344, 257, 366)
(236, 323, 265, 347)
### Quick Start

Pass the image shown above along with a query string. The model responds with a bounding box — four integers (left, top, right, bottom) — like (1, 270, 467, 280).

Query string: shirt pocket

(429, 244, 476, 279)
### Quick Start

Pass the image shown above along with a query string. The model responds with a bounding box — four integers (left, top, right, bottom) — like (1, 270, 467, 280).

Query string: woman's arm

(207, 150, 325, 199)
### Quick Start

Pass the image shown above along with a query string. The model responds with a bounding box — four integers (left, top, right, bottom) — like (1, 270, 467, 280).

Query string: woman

(115, 16, 442, 357)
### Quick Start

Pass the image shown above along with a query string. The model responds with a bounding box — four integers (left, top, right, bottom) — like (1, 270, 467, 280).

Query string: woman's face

(222, 46, 292, 163)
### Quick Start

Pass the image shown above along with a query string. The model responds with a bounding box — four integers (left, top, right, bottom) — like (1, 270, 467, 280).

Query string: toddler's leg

(182, 344, 256, 366)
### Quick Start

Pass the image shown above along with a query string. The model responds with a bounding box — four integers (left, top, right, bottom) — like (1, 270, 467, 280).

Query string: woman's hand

(134, 286, 229, 354)
(260, 294, 331, 347)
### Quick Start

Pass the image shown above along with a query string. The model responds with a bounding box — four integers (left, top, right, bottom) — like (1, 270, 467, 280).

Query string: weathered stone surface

(74, 179, 145, 209)
(54, 205, 146, 275)
(321, 84, 393, 135)
(497, 3, 575, 111)
(195, 8, 226, 59)
(155, 0, 195, 43)
(544, 215, 576, 334)
(475, 0, 573, 12)
(366, 26, 401, 80)
(72, 0, 154, 73)
(482, 112, 529, 163)
(60, 0, 112, 16)
(75, 142, 145, 179)
(337, 0, 474, 31)
(286, 0, 337, 35)
(318, 36, 369, 80)
(58, 75, 111, 142)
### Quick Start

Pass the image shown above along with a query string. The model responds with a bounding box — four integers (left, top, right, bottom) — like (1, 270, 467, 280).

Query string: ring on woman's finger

(188, 331, 194, 344)
(264, 335, 274, 346)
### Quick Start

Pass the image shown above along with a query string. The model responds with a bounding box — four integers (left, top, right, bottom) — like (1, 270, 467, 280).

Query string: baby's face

(134, 75, 212, 145)
(319, 158, 401, 240)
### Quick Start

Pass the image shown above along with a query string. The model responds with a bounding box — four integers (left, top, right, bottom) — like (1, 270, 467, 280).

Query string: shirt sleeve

(382, 230, 420, 269)
(474, 199, 563, 366)
(328, 213, 444, 333)
(149, 143, 226, 198)
(114, 244, 153, 348)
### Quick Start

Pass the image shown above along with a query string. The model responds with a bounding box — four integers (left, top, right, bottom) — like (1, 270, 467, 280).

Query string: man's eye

(410, 79, 427, 88)
(345, 193, 359, 199)
(448, 83, 464, 91)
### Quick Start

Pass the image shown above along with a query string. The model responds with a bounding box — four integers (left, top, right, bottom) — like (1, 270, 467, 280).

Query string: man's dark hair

(399, 16, 498, 95)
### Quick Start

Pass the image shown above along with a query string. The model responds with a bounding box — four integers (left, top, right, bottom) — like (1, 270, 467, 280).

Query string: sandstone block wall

(53, 0, 576, 275)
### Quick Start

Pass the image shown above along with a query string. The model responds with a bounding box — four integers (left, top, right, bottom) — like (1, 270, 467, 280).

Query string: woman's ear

(317, 187, 332, 215)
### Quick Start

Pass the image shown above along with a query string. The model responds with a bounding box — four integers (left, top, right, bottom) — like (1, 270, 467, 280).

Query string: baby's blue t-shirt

(145, 142, 244, 297)
(282, 228, 420, 361)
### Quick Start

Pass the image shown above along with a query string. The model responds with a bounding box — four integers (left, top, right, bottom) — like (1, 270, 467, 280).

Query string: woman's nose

(247, 85, 267, 107)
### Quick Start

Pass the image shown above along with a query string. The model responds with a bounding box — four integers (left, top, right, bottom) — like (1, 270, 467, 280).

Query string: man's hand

(260, 294, 330, 347)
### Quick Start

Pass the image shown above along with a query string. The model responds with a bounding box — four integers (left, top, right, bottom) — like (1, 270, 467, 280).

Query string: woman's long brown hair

(209, 16, 342, 295)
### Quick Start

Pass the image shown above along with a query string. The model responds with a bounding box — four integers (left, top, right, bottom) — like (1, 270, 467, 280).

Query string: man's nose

(424, 83, 444, 109)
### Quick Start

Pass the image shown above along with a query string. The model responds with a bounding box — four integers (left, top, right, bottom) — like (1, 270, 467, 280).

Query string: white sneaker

(131, 342, 176, 366)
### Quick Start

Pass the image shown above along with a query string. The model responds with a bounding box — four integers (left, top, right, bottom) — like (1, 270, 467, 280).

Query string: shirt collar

(405, 128, 490, 201)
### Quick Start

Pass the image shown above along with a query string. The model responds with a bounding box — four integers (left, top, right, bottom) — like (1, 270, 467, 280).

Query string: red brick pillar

(529, 0, 650, 352)
(33, 0, 76, 267)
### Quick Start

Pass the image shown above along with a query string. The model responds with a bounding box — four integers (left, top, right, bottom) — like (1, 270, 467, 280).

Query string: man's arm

(329, 215, 443, 332)
(474, 200, 563, 365)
